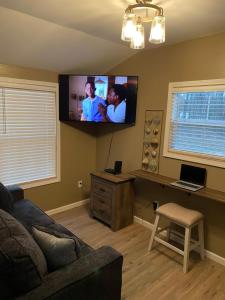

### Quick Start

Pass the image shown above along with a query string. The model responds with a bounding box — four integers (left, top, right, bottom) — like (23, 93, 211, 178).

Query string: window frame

(163, 78, 225, 168)
(0, 76, 60, 189)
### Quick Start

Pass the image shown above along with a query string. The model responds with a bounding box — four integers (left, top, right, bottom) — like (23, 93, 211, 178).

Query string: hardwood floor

(53, 206, 225, 300)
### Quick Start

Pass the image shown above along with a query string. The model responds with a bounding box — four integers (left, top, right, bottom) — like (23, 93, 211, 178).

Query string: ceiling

(0, 0, 225, 73)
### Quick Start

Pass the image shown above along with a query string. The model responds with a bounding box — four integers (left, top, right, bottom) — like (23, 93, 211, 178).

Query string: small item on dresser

(105, 161, 122, 175)
(114, 161, 122, 174)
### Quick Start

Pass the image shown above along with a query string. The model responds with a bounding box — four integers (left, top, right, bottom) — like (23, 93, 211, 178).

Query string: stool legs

(198, 220, 205, 260)
(166, 222, 171, 242)
(148, 214, 204, 273)
(183, 227, 191, 273)
(148, 214, 160, 251)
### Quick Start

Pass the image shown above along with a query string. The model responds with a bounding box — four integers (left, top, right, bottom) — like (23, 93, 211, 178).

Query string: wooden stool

(148, 203, 204, 273)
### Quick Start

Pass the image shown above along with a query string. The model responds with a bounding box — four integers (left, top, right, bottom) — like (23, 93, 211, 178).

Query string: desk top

(91, 172, 135, 184)
(130, 169, 225, 204)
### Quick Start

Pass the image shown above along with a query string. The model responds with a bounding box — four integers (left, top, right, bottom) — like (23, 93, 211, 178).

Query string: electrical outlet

(77, 180, 83, 188)
(153, 201, 159, 211)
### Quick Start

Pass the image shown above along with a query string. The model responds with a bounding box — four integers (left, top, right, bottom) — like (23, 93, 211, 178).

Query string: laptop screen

(180, 164, 207, 185)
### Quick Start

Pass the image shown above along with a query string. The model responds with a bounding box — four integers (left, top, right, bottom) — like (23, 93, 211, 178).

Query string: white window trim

(0, 76, 61, 189)
(163, 78, 225, 168)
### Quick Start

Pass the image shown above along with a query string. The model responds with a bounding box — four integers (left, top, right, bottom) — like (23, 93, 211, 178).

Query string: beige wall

(96, 33, 225, 257)
(0, 64, 96, 211)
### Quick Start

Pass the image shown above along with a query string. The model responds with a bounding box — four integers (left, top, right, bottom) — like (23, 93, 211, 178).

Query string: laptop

(170, 164, 207, 192)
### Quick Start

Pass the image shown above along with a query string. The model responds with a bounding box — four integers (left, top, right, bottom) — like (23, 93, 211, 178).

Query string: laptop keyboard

(177, 181, 200, 188)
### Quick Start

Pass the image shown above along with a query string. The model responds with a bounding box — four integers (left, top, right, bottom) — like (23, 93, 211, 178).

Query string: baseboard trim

(205, 250, 225, 266)
(134, 215, 225, 267)
(46, 199, 90, 216)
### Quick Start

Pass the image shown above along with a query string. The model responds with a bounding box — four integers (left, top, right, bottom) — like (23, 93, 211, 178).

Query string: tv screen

(59, 75, 138, 124)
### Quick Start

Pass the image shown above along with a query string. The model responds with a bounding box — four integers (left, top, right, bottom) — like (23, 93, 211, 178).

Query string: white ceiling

(0, 0, 225, 73)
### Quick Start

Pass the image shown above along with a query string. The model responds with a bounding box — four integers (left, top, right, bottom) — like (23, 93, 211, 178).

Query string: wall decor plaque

(142, 110, 163, 173)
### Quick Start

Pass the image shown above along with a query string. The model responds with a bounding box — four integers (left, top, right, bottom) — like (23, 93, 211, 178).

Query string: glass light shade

(149, 15, 165, 44)
(121, 13, 135, 42)
(130, 21, 145, 49)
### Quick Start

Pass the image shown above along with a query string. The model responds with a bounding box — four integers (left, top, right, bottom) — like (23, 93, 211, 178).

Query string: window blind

(0, 87, 57, 186)
(168, 91, 225, 159)
(0, 88, 6, 135)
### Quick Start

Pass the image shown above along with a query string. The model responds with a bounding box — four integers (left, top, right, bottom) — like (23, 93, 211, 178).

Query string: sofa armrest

(7, 185, 24, 202)
(16, 246, 123, 300)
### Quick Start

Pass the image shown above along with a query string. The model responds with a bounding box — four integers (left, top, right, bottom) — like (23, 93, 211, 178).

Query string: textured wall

(96, 33, 225, 257)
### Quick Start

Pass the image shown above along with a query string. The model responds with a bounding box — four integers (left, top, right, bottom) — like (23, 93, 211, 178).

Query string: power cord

(105, 132, 114, 169)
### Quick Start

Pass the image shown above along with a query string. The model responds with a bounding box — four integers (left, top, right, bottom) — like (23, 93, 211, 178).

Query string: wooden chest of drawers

(90, 172, 135, 231)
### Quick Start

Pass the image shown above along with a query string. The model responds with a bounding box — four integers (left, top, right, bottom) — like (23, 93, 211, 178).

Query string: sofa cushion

(0, 182, 14, 212)
(12, 199, 55, 232)
(32, 226, 78, 271)
(0, 209, 48, 295)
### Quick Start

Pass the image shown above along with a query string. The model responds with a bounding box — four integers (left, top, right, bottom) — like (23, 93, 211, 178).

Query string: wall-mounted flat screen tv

(59, 75, 138, 124)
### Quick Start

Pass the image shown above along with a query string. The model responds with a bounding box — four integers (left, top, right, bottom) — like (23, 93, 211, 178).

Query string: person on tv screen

(98, 84, 127, 123)
(81, 81, 106, 122)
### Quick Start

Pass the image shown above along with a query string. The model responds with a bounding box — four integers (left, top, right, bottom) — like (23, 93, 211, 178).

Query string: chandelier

(121, 0, 165, 49)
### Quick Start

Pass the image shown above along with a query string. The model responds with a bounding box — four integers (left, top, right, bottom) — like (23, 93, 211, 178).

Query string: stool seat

(157, 203, 203, 227)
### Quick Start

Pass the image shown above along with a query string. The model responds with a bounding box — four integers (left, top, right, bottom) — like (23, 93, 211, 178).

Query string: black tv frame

(58, 74, 138, 126)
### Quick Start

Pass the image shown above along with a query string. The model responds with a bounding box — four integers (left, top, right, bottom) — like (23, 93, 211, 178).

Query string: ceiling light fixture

(121, 0, 165, 49)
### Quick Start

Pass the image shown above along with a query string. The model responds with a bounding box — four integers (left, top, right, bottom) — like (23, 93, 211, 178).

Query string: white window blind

(163, 79, 225, 168)
(0, 89, 4, 134)
(0, 78, 59, 187)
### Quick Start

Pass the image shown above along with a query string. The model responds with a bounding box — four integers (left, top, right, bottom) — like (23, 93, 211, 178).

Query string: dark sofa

(2, 185, 123, 300)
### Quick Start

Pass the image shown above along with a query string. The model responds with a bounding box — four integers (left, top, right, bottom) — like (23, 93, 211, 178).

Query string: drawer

(92, 200, 111, 225)
(92, 179, 113, 199)
(92, 193, 111, 208)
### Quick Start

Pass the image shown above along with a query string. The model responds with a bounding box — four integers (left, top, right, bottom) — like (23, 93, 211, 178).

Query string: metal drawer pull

(99, 188, 106, 192)
(98, 198, 105, 204)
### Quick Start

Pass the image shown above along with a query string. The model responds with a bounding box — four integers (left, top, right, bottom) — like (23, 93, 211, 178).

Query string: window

(163, 79, 225, 168)
(0, 77, 60, 188)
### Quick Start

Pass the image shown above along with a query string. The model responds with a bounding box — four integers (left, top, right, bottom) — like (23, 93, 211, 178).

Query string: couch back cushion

(0, 182, 14, 212)
(0, 209, 47, 296)
(12, 198, 55, 232)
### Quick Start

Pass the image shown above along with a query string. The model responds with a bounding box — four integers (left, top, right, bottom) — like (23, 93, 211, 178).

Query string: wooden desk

(130, 169, 225, 204)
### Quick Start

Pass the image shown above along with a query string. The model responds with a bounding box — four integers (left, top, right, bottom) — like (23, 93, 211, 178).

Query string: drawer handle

(98, 198, 105, 204)
(99, 188, 106, 192)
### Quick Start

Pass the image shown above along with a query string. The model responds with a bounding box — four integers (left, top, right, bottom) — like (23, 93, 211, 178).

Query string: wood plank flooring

(53, 206, 225, 300)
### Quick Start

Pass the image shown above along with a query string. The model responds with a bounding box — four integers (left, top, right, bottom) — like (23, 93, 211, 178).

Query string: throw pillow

(0, 209, 47, 295)
(35, 224, 81, 258)
(32, 226, 78, 271)
(0, 182, 14, 212)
